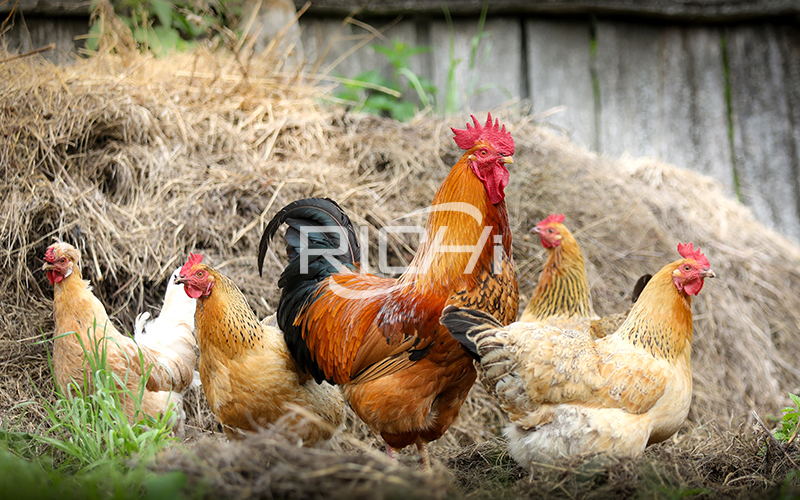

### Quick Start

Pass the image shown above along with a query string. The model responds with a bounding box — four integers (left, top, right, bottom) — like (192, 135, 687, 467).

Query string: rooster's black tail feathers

(258, 197, 360, 277)
(258, 197, 360, 383)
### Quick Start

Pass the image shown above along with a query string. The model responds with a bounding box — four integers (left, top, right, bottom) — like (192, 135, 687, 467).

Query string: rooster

(42, 242, 196, 431)
(520, 213, 650, 338)
(441, 243, 715, 467)
(176, 253, 345, 444)
(258, 114, 519, 462)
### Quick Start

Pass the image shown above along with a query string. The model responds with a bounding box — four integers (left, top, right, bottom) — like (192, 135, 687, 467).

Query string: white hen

(135, 267, 200, 394)
(133, 268, 197, 373)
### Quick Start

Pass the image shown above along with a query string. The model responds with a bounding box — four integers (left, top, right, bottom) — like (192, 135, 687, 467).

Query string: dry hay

(151, 431, 456, 500)
(447, 422, 800, 499)
(2, 38, 800, 497)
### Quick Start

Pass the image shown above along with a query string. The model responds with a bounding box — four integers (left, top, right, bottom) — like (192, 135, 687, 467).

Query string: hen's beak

(174, 275, 187, 285)
(530, 226, 541, 234)
(702, 269, 716, 279)
(503, 156, 514, 165)
(41, 261, 54, 272)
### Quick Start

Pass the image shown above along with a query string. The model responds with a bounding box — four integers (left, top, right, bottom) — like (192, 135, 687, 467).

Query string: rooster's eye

(683, 265, 691, 272)
(479, 149, 488, 157)
(196, 271, 204, 278)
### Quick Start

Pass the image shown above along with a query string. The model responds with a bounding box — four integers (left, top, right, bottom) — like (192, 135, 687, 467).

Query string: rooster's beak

(702, 269, 716, 279)
(503, 156, 514, 165)
(530, 226, 541, 234)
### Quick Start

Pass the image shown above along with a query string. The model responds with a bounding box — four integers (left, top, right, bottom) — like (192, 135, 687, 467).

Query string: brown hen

(176, 254, 345, 444)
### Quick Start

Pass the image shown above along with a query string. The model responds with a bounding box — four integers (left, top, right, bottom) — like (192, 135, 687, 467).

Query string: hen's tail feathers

(133, 312, 151, 338)
(440, 305, 505, 360)
(257, 198, 360, 383)
(440, 306, 525, 408)
(631, 273, 652, 304)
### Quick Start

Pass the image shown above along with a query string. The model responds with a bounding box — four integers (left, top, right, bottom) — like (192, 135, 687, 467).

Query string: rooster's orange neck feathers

(403, 149, 511, 295)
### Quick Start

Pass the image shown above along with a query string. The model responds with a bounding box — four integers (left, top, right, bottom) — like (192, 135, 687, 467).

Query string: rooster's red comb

(451, 112, 514, 156)
(538, 213, 565, 227)
(677, 242, 709, 269)
(180, 253, 203, 275)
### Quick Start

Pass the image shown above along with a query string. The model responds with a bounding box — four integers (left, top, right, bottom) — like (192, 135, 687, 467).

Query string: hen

(519, 213, 598, 329)
(176, 253, 345, 444)
(43, 242, 196, 430)
(258, 114, 519, 461)
(519, 213, 650, 338)
(441, 243, 715, 467)
(134, 266, 199, 388)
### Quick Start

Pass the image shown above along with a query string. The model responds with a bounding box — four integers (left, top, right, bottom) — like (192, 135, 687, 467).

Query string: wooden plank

(594, 21, 661, 160)
(298, 17, 419, 87)
(657, 26, 734, 195)
(594, 22, 736, 195)
(727, 24, 800, 241)
(525, 18, 595, 150)
(3, 16, 87, 63)
(7, 0, 799, 19)
(776, 24, 800, 239)
(294, 0, 800, 21)
(0, 0, 88, 15)
(428, 17, 523, 113)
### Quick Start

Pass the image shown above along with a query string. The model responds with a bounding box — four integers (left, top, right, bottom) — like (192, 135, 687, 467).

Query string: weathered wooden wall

(2, 1, 799, 242)
(300, 14, 800, 242)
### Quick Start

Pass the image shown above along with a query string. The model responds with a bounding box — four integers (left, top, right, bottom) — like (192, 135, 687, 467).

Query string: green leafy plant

(441, 2, 496, 115)
(10, 323, 178, 472)
(774, 393, 800, 444)
(85, 0, 235, 55)
(0, 323, 189, 498)
(334, 39, 436, 122)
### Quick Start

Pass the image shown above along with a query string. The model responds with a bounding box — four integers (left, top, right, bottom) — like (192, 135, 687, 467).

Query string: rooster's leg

(416, 438, 430, 469)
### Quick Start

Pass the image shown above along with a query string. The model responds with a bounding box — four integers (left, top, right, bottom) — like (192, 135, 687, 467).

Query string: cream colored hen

(441, 243, 715, 467)
(43, 242, 196, 431)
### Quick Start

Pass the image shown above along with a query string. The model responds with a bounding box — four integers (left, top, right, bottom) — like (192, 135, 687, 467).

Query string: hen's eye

(59, 258, 66, 264)
(684, 265, 691, 272)
(196, 271, 204, 278)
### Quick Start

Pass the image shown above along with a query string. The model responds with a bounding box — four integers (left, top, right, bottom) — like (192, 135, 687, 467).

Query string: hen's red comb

(180, 253, 203, 275)
(677, 242, 709, 269)
(451, 112, 515, 156)
(44, 246, 56, 263)
(538, 213, 565, 227)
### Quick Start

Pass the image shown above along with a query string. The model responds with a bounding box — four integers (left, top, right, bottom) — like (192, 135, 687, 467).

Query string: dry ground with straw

(2, 42, 800, 498)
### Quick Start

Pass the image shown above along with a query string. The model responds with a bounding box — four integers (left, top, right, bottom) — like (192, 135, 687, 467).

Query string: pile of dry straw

(2, 29, 800, 498)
